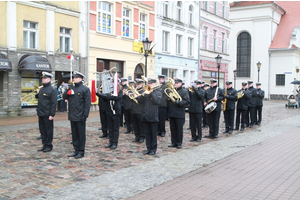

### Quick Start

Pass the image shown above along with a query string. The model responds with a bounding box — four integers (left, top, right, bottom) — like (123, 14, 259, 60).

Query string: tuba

(93, 67, 117, 94)
(237, 90, 244, 99)
(164, 78, 182, 102)
(222, 87, 227, 111)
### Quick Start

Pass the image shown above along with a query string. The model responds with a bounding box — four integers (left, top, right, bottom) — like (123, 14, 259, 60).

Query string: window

(221, 32, 226, 53)
(163, 1, 169, 17)
(189, 5, 194, 25)
(204, 1, 209, 11)
(162, 31, 169, 52)
(203, 27, 208, 50)
(97, 2, 112, 34)
(176, 35, 182, 54)
(222, 1, 226, 18)
(123, 8, 130, 37)
(237, 32, 251, 77)
(177, 1, 182, 21)
(213, 30, 217, 51)
(140, 14, 146, 41)
(214, 1, 217, 15)
(162, 68, 177, 78)
(23, 21, 37, 49)
(276, 74, 285, 86)
(60, 27, 72, 52)
(188, 37, 194, 56)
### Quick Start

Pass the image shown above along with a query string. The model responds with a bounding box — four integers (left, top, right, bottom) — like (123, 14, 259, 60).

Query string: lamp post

(215, 55, 222, 87)
(142, 38, 152, 77)
(233, 69, 237, 89)
(257, 61, 261, 82)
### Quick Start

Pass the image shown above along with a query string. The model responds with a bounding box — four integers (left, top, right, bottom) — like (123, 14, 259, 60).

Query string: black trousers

(120, 106, 124, 126)
(38, 117, 53, 148)
(190, 113, 202, 140)
(170, 117, 185, 146)
(71, 121, 86, 155)
(99, 110, 111, 136)
(255, 106, 262, 124)
(207, 110, 221, 137)
(108, 115, 120, 145)
(236, 109, 247, 128)
(132, 113, 145, 140)
(203, 110, 208, 126)
(143, 122, 158, 153)
(158, 107, 167, 134)
(124, 109, 132, 131)
(247, 107, 256, 126)
(224, 109, 235, 131)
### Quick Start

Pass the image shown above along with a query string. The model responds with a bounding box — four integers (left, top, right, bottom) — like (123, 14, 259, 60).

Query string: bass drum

(205, 102, 217, 113)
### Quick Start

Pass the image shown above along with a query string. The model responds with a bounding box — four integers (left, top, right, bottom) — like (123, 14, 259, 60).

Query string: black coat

(223, 87, 237, 110)
(121, 84, 131, 110)
(131, 87, 144, 115)
(204, 86, 224, 112)
(35, 82, 57, 117)
(137, 89, 162, 122)
(102, 89, 123, 116)
(96, 92, 108, 112)
(158, 82, 168, 108)
(167, 86, 190, 118)
(237, 88, 251, 110)
(189, 86, 205, 113)
(248, 86, 257, 108)
(63, 81, 91, 121)
(255, 89, 265, 107)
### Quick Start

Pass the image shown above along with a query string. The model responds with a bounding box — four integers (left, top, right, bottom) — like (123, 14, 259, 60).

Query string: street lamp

(215, 55, 222, 87)
(233, 69, 237, 89)
(257, 61, 262, 82)
(142, 38, 152, 77)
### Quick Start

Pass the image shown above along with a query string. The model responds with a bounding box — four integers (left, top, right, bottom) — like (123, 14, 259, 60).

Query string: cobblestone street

(0, 100, 299, 199)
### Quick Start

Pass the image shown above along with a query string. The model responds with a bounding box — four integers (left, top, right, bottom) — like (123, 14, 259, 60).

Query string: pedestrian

(247, 80, 257, 128)
(222, 81, 237, 134)
(64, 71, 91, 159)
(296, 85, 300, 107)
(255, 82, 265, 125)
(35, 72, 57, 152)
(58, 81, 66, 112)
(235, 82, 251, 131)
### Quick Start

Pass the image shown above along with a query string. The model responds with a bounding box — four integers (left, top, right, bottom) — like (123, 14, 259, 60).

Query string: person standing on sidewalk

(96, 85, 111, 138)
(222, 81, 237, 134)
(255, 82, 265, 125)
(35, 72, 57, 152)
(64, 71, 91, 159)
(235, 82, 251, 131)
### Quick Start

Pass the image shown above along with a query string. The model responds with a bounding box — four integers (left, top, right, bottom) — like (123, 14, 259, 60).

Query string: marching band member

(202, 83, 209, 128)
(188, 80, 205, 142)
(136, 78, 162, 155)
(35, 72, 57, 152)
(247, 80, 257, 128)
(204, 79, 224, 139)
(157, 74, 168, 137)
(167, 78, 190, 149)
(255, 82, 265, 125)
(222, 81, 237, 134)
(235, 82, 251, 131)
(96, 85, 111, 138)
(121, 78, 133, 133)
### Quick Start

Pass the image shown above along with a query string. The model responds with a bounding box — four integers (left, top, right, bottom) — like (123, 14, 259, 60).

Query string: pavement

(0, 100, 299, 199)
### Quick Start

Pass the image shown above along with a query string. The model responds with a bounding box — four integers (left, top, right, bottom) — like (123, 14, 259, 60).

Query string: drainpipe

(87, 1, 90, 82)
(198, 2, 201, 79)
(271, 4, 278, 42)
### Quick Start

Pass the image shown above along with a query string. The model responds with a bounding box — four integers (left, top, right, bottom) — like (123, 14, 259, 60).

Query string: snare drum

(204, 102, 217, 113)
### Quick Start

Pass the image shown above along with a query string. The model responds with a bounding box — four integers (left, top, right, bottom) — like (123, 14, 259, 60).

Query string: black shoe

(204, 134, 213, 138)
(257, 122, 261, 126)
(177, 145, 182, 149)
(132, 139, 138, 142)
(196, 138, 201, 142)
(213, 135, 218, 138)
(98, 128, 102, 130)
(205, 125, 209, 128)
(246, 125, 249, 127)
(138, 139, 144, 143)
(249, 124, 253, 128)
(124, 130, 131, 134)
(119, 124, 123, 127)
(143, 150, 150, 155)
(228, 130, 233, 134)
(110, 144, 117, 149)
(105, 143, 112, 148)
(168, 144, 177, 148)
(190, 139, 197, 142)
(161, 133, 165, 137)
(234, 127, 239, 130)
(223, 129, 229, 134)
(240, 127, 245, 131)
(149, 151, 156, 155)
(75, 154, 84, 159)
(37, 146, 45, 151)
(43, 147, 52, 152)
(36, 135, 42, 140)
(99, 134, 108, 138)
(68, 152, 78, 157)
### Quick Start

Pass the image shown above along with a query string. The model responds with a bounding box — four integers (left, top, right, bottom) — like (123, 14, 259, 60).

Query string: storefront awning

(18, 54, 51, 72)
(0, 53, 12, 72)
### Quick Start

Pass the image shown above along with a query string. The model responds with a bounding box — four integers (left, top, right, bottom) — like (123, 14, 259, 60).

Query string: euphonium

(164, 78, 182, 102)
(237, 90, 244, 99)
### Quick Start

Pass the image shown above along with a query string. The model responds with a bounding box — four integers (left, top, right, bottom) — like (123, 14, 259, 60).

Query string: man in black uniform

(202, 83, 209, 128)
(204, 79, 224, 139)
(222, 81, 237, 134)
(189, 80, 205, 142)
(247, 80, 257, 128)
(35, 72, 57, 152)
(157, 74, 167, 137)
(136, 78, 162, 155)
(96, 85, 110, 138)
(235, 82, 251, 131)
(167, 78, 190, 149)
(121, 78, 132, 133)
(64, 71, 91, 159)
(255, 82, 265, 125)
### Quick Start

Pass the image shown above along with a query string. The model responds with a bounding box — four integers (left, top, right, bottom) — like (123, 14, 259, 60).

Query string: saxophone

(222, 87, 227, 111)
(164, 78, 182, 102)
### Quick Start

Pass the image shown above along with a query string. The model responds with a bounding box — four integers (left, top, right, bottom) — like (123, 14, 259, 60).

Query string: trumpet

(164, 78, 182, 102)
(188, 86, 194, 93)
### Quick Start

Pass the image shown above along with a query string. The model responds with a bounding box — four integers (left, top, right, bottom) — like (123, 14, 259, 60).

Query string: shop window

(97, 2, 112, 34)
(23, 21, 38, 49)
(60, 27, 72, 53)
(237, 32, 251, 77)
(140, 14, 146, 41)
(276, 74, 285, 86)
(123, 8, 130, 37)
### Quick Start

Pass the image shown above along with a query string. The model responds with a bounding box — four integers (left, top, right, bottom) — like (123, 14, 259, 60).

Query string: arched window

(134, 64, 144, 80)
(177, 1, 182, 21)
(189, 5, 194, 25)
(237, 32, 251, 77)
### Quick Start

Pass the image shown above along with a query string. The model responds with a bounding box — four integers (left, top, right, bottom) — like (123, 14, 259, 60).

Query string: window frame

(276, 74, 285, 86)
(163, 1, 169, 18)
(188, 37, 194, 56)
(162, 31, 170, 52)
(23, 20, 38, 49)
(189, 5, 194, 26)
(221, 32, 226, 53)
(176, 34, 182, 55)
(60, 27, 72, 53)
(213, 29, 217, 52)
(222, 1, 226, 18)
(203, 26, 208, 50)
(214, 1, 217, 15)
(177, 1, 182, 22)
(97, 2, 112, 34)
(139, 13, 146, 41)
(122, 8, 130, 38)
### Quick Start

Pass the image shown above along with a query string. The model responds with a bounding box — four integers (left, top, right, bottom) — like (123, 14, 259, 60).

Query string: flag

(91, 80, 96, 103)
(67, 54, 74, 60)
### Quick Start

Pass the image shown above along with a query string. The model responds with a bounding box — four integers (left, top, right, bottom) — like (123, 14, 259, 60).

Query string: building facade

(0, 1, 87, 117)
(155, 1, 199, 85)
(199, 1, 230, 89)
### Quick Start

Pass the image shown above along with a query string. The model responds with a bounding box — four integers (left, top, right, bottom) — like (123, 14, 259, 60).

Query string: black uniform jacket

(223, 87, 237, 110)
(101, 89, 123, 116)
(189, 86, 205, 114)
(35, 82, 57, 117)
(158, 82, 168, 108)
(255, 89, 265, 107)
(63, 81, 91, 121)
(121, 84, 131, 110)
(137, 88, 162, 122)
(204, 85, 224, 112)
(131, 87, 144, 115)
(167, 86, 190, 118)
(248, 86, 257, 108)
(237, 89, 251, 110)
(96, 92, 108, 112)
